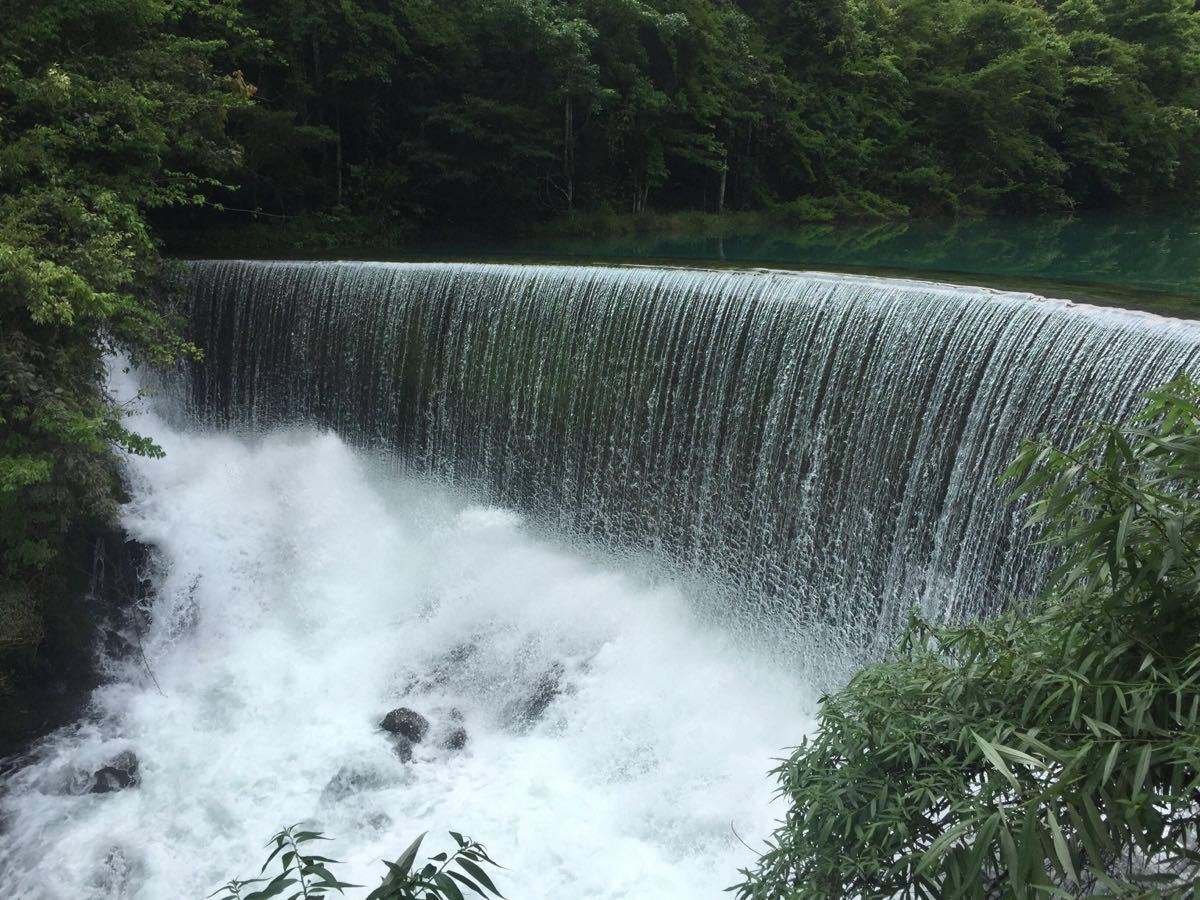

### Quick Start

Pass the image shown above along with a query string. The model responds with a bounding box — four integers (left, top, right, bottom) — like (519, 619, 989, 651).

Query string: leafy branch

(211, 826, 505, 900)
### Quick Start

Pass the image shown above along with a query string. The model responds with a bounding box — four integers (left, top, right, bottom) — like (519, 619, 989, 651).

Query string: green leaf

(1046, 808, 1077, 885)
(1101, 741, 1121, 787)
(455, 859, 503, 897)
(994, 742, 1048, 771)
(998, 824, 1026, 900)
(1131, 744, 1152, 797)
(448, 871, 489, 898)
(972, 732, 1020, 790)
(391, 832, 426, 880)
(915, 820, 973, 876)
(243, 871, 298, 900)
(434, 872, 466, 900)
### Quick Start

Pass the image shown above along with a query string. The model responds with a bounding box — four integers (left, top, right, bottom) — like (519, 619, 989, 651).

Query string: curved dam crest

(182, 260, 1200, 649)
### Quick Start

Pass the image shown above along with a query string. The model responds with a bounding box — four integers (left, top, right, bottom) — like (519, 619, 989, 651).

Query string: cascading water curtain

(182, 261, 1200, 650)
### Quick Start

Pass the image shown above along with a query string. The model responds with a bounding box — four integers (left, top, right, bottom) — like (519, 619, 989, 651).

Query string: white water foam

(0, 369, 814, 898)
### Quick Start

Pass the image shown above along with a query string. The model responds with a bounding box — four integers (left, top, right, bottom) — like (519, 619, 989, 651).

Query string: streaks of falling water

(180, 261, 1200, 650)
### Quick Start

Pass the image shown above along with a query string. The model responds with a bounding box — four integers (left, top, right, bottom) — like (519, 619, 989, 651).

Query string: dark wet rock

(321, 764, 386, 804)
(94, 539, 157, 663)
(90, 750, 139, 793)
(101, 628, 138, 662)
(441, 727, 469, 751)
(380, 707, 429, 743)
(442, 642, 476, 669)
(361, 811, 393, 832)
(390, 736, 415, 763)
(510, 662, 565, 725)
(2, 526, 155, 760)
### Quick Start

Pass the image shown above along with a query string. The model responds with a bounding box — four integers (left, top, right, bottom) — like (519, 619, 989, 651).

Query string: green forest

(180, 0, 1200, 236)
(2, 0, 1200, 895)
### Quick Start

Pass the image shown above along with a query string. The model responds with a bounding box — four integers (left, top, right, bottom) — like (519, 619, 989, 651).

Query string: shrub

(734, 376, 1200, 898)
(211, 825, 504, 900)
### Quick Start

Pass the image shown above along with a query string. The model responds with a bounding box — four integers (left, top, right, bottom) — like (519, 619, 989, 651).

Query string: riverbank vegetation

(736, 377, 1200, 897)
(0, 0, 252, 751)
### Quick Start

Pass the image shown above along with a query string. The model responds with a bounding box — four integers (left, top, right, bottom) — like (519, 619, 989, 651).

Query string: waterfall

(4, 261, 1197, 897)
(183, 261, 1200, 646)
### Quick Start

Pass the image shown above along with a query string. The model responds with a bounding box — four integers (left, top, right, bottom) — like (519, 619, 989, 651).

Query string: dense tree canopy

(195, 0, 1200, 235)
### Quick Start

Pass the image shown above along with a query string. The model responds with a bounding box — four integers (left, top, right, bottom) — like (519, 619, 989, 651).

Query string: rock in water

(390, 736, 414, 763)
(379, 707, 429, 742)
(520, 663, 564, 722)
(90, 750, 139, 793)
(320, 764, 386, 804)
(442, 727, 469, 751)
(361, 811, 393, 832)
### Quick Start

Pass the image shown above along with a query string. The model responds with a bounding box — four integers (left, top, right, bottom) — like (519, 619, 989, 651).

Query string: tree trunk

(335, 104, 343, 207)
(563, 95, 575, 210)
(717, 157, 728, 215)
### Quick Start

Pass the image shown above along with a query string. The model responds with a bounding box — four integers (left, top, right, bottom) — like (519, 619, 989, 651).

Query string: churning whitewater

(0, 366, 812, 898)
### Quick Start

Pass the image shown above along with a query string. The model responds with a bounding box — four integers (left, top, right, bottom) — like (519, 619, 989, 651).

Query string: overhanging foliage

(736, 376, 1200, 898)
